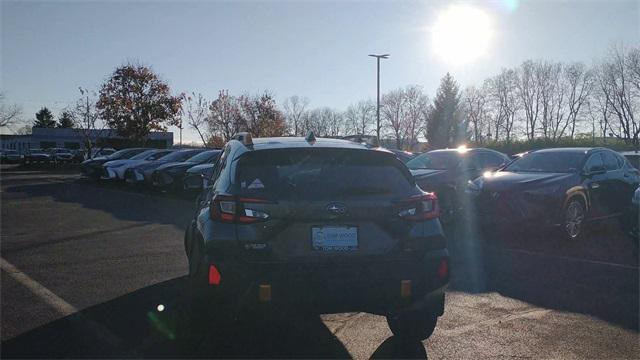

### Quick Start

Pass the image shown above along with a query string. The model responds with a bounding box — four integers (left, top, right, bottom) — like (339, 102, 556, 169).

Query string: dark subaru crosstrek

(184, 133, 449, 340)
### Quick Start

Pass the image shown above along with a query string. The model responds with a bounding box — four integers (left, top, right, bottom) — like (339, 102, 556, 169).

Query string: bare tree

(283, 95, 309, 136)
(381, 88, 407, 149)
(344, 100, 375, 136)
(209, 90, 241, 142)
(564, 62, 594, 138)
(596, 45, 639, 147)
(462, 85, 490, 143)
(403, 85, 429, 150)
(515, 60, 542, 140)
(182, 92, 210, 145)
(0, 93, 22, 129)
(72, 87, 106, 158)
(486, 70, 519, 142)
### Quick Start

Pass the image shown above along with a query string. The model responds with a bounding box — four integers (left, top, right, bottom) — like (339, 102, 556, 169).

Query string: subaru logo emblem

(326, 202, 347, 215)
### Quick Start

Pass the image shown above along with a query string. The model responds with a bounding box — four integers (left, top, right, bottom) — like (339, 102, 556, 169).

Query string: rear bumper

(198, 250, 449, 316)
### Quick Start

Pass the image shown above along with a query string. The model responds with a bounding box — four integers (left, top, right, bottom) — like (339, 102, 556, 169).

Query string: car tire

(386, 310, 438, 341)
(562, 197, 586, 240)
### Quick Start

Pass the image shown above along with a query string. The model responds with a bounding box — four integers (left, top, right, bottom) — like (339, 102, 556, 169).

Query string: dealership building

(0, 127, 173, 152)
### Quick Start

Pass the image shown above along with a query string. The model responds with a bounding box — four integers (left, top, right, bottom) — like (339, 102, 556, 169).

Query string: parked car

(184, 133, 449, 340)
(24, 148, 51, 164)
(47, 148, 74, 162)
(1, 150, 24, 164)
(406, 147, 510, 223)
(467, 147, 640, 240)
(80, 148, 149, 179)
(151, 149, 221, 191)
(182, 163, 217, 193)
(102, 149, 174, 180)
(86, 148, 116, 160)
(620, 150, 640, 170)
(124, 148, 206, 185)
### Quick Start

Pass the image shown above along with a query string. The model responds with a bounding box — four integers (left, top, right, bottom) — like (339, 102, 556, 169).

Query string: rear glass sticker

(248, 179, 265, 189)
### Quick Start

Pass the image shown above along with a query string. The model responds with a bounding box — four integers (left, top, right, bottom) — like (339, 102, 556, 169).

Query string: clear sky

(2, 0, 639, 143)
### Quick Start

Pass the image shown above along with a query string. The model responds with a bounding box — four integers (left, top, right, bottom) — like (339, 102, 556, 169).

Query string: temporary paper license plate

(312, 226, 358, 251)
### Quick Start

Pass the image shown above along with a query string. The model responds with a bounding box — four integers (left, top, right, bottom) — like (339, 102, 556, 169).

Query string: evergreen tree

(33, 107, 56, 128)
(57, 111, 75, 128)
(426, 73, 463, 149)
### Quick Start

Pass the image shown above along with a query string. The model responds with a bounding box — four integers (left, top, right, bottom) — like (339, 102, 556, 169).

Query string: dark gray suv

(184, 133, 449, 340)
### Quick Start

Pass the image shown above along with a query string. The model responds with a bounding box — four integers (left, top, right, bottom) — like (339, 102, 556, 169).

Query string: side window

(602, 151, 619, 171)
(584, 153, 604, 172)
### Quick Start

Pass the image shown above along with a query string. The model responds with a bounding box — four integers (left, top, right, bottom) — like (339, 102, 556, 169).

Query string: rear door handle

(591, 183, 600, 189)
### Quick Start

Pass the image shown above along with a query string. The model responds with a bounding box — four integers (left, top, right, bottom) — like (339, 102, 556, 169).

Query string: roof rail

(232, 132, 253, 146)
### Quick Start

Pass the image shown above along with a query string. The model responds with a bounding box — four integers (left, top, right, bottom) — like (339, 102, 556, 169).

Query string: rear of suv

(184, 133, 449, 340)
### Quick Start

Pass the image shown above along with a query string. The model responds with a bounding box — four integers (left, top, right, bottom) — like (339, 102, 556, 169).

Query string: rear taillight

(210, 195, 272, 223)
(398, 192, 439, 220)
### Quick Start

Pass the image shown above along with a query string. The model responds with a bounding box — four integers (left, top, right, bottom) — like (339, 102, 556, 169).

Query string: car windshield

(185, 150, 219, 164)
(237, 148, 413, 200)
(406, 151, 461, 170)
(505, 151, 585, 173)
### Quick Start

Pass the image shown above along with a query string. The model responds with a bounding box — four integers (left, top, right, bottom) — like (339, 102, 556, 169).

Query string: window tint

(602, 151, 619, 171)
(237, 149, 413, 201)
(584, 153, 604, 172)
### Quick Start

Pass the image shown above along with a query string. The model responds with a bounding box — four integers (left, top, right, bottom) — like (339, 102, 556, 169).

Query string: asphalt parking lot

(1, 165, 638, 359)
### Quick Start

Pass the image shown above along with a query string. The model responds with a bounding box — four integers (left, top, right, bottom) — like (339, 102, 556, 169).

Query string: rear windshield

(236, 148, 414, 200)
(505, 151, 585, 173)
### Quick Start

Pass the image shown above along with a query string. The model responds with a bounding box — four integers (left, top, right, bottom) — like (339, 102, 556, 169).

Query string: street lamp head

(368, 54, 390, 59)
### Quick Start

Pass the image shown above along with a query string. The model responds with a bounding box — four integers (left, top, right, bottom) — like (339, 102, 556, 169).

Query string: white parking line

(503, 248, 639, 270)
(0, 257, 77, 316)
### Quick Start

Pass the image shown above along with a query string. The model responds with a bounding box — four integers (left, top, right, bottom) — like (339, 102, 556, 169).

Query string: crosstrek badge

(247, 179, 264, 189)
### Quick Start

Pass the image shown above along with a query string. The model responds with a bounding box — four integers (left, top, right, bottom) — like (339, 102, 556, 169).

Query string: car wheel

(386, 310, 438, 341)
(563, 198, 586, 240)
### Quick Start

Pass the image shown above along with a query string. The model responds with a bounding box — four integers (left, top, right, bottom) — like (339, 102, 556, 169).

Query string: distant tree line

(6, 44, 638, 152)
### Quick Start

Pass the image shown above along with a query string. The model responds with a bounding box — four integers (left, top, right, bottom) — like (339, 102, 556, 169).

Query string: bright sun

(431, 5, 493, 65)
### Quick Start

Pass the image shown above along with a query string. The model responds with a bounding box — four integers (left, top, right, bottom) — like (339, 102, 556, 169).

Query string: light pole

(368, 54, 389, 144)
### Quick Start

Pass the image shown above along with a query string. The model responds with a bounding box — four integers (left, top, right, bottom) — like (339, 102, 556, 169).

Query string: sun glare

(431, 5, 493, 65)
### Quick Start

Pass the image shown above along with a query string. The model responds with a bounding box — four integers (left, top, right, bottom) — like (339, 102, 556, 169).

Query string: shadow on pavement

(1, 276, 427, 359)
(4, 178, 194, 231)
(444, 219, 639, 331)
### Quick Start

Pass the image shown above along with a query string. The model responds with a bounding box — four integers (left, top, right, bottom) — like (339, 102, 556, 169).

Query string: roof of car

(531, 147, 601, 154)
(236, 137, 385, 152)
